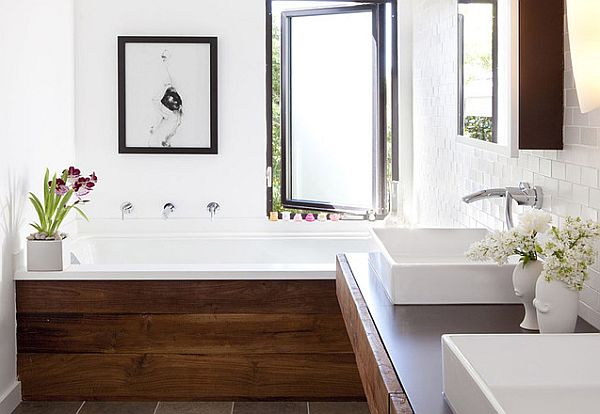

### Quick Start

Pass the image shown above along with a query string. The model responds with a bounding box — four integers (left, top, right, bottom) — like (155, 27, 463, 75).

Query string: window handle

(266, 166, 272, 188)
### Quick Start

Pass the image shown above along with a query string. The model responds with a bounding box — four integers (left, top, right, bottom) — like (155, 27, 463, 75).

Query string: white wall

(412, 0, 600, 328)
(74, 0, 267, 220)
(0, 0, 76, 410)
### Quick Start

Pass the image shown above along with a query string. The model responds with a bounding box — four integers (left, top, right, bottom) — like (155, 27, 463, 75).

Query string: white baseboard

(0, 381, 21, 414)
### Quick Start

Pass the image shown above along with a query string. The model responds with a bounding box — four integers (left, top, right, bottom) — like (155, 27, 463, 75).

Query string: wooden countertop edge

(336, 254, 413, 414)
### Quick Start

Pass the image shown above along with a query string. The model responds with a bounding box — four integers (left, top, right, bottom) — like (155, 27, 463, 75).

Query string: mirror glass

(458, 0, 497, 143)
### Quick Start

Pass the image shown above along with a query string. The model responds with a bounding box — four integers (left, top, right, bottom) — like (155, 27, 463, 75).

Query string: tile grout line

(152, 401, 160, 414)
(75, 401, 86, 414)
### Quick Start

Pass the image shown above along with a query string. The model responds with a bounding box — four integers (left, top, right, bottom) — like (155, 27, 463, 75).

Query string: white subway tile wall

(412, 0, 600, 328)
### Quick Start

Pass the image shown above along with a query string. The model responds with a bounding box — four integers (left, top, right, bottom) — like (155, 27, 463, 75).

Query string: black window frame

(266, 0, 399, 217)
(457, 0, 498, 143)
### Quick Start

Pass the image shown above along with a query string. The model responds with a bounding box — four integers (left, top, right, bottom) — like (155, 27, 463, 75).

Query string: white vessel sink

(442, 334, 600, 414)
(369, 228, 518, 304)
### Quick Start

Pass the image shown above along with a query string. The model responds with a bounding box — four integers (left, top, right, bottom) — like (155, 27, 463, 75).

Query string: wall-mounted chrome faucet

(462, 182, 543, 229)
(162, 203, 175, 219)
(207, 202, 220, 221)
(120, 202, 134, 221)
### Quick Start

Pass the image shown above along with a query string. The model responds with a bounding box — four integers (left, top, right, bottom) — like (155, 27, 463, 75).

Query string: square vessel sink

(442, 334, 600, 414)
(369, 228, 518, 304)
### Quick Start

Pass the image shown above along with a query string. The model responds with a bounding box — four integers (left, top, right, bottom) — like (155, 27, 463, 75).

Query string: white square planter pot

(27, 239, 70, 272)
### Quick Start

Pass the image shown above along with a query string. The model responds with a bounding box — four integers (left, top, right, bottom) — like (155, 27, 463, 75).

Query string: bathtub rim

(16, 230, 373, 281)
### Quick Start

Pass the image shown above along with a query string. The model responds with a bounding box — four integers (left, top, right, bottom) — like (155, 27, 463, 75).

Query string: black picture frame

(118, 36, 218, 154)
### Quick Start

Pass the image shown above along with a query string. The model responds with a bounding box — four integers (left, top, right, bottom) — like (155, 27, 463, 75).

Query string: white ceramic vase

(27, 238, 69, 271)
(533, 277, 579, 333)
(512, 260, 543, 330)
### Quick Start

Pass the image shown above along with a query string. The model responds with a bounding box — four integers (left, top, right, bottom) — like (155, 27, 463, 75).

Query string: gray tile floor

(11, 401, 370, 414)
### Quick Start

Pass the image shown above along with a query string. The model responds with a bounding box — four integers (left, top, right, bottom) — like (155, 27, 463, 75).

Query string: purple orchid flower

(66, 166, 81, 179)
(53, 178, 69, 196)
(73, 176, 96, 200)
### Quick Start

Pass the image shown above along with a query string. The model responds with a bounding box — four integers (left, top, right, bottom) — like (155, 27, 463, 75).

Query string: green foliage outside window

(271, 27, 315, 215)
(464, 115, 493, 142)
(271, 25, 283, 212)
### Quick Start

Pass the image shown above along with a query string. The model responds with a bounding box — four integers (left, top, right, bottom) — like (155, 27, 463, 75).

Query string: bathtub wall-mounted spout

(162, 203, 175, 219)
(462, 182, 543, 229)
(120, 202, 134, 221)
(207, 202, 220, 221)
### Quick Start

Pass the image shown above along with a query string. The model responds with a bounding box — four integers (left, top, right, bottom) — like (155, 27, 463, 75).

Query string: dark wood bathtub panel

(18, 353, 365, 401)
(16, 280, 340, 314)
(16, 279, 364, 401)
(18, 313, 353, 354)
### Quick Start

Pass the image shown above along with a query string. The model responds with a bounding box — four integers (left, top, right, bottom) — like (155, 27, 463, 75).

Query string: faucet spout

(462, 188, 507, 204)
(461, 182, 543, 229)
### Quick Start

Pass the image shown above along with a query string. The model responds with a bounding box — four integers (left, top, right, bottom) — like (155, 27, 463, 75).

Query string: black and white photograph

(118, 36, 218, 154)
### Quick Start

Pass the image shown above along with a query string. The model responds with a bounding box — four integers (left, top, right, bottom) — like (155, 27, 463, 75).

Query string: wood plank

(16, 280, 340, 314)
(17, 313, 353, 354)
(519, 0, 564, 150)
(18, 353, 365, 401)
(389, 394, 412, 414)
(336, 255, 411, 414)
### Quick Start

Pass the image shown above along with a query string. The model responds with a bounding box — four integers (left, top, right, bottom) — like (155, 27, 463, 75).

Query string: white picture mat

(124, 42, 211, 148)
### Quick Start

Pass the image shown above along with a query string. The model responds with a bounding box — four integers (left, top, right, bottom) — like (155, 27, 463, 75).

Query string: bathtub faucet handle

(207, 202, 220, 221)
(120, 202, 134, 221)
(162, 203, 176, 219)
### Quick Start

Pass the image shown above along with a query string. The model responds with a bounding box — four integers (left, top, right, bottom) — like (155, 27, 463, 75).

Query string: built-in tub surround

(15, 219, 373, 401)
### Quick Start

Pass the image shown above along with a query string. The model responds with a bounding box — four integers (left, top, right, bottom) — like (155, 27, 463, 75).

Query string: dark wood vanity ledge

(336, 253, 597, 414)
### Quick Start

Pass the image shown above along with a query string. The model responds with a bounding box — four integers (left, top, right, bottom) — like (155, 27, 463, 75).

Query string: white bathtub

(16, 219, 375, 280)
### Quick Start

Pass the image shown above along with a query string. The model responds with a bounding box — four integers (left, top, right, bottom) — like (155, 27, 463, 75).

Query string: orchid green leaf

(73, 205, 89, 221)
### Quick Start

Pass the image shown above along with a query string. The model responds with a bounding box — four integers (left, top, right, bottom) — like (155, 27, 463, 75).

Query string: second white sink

(369, 228, 518, 304)
(442, 333, 600, 414)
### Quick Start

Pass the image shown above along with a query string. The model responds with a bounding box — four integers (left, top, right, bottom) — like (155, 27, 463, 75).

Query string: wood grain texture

(18, 313, 353, 354)
(16, 280, 340, 314)
(17, 279, 364, 401)
(390, 394, 412, 414)
(336, 256, 412, 414)
(18, 353, 364, 401)
(519, 0, 564, 150)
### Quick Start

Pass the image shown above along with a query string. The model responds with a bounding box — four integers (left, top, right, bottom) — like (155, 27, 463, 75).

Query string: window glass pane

(459, 2, 496, 143)
(288, 11, 374, 208)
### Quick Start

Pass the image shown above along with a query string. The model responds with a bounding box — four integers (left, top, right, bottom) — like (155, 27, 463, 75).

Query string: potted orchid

(533, 217, 600, 333)
(466, 209, 552, 330)
(27, 167, 98, 271)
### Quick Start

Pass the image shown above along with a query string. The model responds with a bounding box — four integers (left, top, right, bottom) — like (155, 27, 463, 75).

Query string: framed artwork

(118, 36, 218, 154)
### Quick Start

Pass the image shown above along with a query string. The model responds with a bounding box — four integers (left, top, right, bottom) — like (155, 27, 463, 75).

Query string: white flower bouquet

(540, 217, 600, 291)
(466, 210, 552, 267)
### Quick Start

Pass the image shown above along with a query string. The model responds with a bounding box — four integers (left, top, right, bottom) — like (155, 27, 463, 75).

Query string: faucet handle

(207, 202, 220, 220)
(120, 202, 134, 221)
(207, 202, 220, 211)
(162, 203, 175, 219)
(519, 182, 531, 190)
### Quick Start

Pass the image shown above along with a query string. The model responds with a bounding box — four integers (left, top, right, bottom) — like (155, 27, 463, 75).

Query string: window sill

(457, 134, 518, 158)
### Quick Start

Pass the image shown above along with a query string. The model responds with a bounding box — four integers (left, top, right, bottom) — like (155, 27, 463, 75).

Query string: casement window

(457, 0, 498, 143)
(266, 0, 398, 217)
